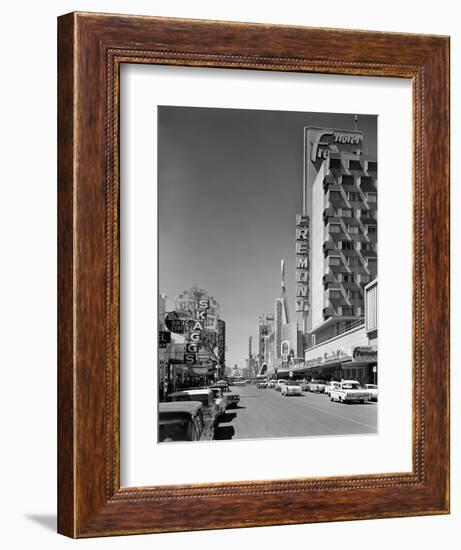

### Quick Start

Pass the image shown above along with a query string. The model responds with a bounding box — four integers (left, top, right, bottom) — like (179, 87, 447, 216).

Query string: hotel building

(280, 122, 378, 385)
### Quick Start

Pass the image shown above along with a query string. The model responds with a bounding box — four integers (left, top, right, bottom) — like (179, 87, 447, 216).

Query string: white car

(364, 384, 378, 401)
(324, 381, 341, 396)
(275, 379, 288, 392)
(281, 382, 302, 396)
(329, 380, 370, 404)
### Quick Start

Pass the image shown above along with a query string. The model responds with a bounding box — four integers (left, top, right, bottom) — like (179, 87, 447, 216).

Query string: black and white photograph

(157, 106, 378, 444)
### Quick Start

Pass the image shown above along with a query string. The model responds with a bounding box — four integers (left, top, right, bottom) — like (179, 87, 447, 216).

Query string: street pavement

(214, 385, 377, 440)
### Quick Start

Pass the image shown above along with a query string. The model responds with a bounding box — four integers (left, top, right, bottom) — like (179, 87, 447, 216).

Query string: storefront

(341, 347, 378, 385)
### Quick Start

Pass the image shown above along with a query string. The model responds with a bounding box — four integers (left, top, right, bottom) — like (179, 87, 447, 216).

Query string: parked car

(256, 380, 268, 388)
(324, 381, 341, 396)
(158, 401, 213, 442)
(329, 380, 370, 403)
(211, 383, 240, 408)
(275, 379, 288, 392)
(300, 380, 310, 391)
(267, 380, 276, 389)
(167, 388, 220, 419)
(364, 384, 378, 401)
(307, 379, 327, 393)
(281, 381, 302, 396)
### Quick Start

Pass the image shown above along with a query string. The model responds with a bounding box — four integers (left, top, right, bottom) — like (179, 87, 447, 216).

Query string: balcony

(325, 223, 344, 240)
(327, 189, 345, 206)
(322, 306, 336, 319)
(328, 157, 342, 171)
(323, 174, 341, 191)
(359, 209, 376, 223)
(359, 176, 377, 192)
(360, 246, 377, 258)
(366, 161, 378, 174)
(348, 159, 363, 172)
(327, 289, 347, 304)
(323, 207, 339, 224)
(323, 240, 336, 257)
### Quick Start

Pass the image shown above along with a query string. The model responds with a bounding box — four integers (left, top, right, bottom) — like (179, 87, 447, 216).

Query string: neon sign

(295, 214, 309, 313)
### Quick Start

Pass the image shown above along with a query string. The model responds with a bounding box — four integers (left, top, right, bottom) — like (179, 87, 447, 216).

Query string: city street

(214, 385, 377, 440)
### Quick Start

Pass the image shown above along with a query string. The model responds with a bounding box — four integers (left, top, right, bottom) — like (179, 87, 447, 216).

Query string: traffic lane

(216, 385, 377, 440)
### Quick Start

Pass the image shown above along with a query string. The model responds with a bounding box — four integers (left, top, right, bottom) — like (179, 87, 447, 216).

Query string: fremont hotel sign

(295, 214, 309, 313)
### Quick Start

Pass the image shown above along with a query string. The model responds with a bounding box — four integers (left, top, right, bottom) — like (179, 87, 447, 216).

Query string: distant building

(258, 313, 275, 373)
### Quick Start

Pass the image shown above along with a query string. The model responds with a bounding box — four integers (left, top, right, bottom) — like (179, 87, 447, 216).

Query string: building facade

(305, 126, 377, 344)
(278, 123, 378, 385)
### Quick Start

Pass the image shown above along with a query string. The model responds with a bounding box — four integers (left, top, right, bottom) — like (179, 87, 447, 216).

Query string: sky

(158, 106, 377, 370)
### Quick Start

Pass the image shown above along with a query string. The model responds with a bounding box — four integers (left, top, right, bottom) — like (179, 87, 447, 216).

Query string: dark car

(158, 401, 213, 442)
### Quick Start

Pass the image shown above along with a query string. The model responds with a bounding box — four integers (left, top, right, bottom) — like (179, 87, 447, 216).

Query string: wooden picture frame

(57, 12, 450, 538)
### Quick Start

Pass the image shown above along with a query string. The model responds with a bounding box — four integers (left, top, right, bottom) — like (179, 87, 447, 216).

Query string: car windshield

(366, 384, 377, 389)
(342, 383, 360, 389)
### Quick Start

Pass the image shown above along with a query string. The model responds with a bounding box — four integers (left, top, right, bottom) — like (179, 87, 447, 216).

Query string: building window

(329, 257, 341, 266)
(367, 192, 377, 203)
(329, 223, 341, 233)
(347, 191, 361, 201)
(342, 306, 354, 316)
(367, 161, 377, 172)
(329, 290, 342, 300)
(347, 225, 359, 234)
(348, 290, 361, 300)
(361, 242, 375, 251)
(340, 241, 355, 250)
(329, 191, 341, 202)
(367, 258, 377, 271)
(348, 256, 361, 267)
(341, 175, 354, 185)
(349, 160, 362, 171)
(367, 225, 377, 236)
(329, 158, 341, 169)
(340, 208, 352, 217)
(341, 273, 355, 283)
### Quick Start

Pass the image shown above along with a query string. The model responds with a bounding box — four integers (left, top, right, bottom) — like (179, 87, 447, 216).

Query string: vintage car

(324, 381, 341, 396)
(212, 383, 240, 408)
(300, 380, 310, 391)
(167, 388, 220, 419)
(281, 381, 302, 396)
(275, 379, 288, 392)
(307, 379, 327, 393)
(158, 401, 213, 442)
(329, 380, 370, 403)
(364, 384, 378, 401)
